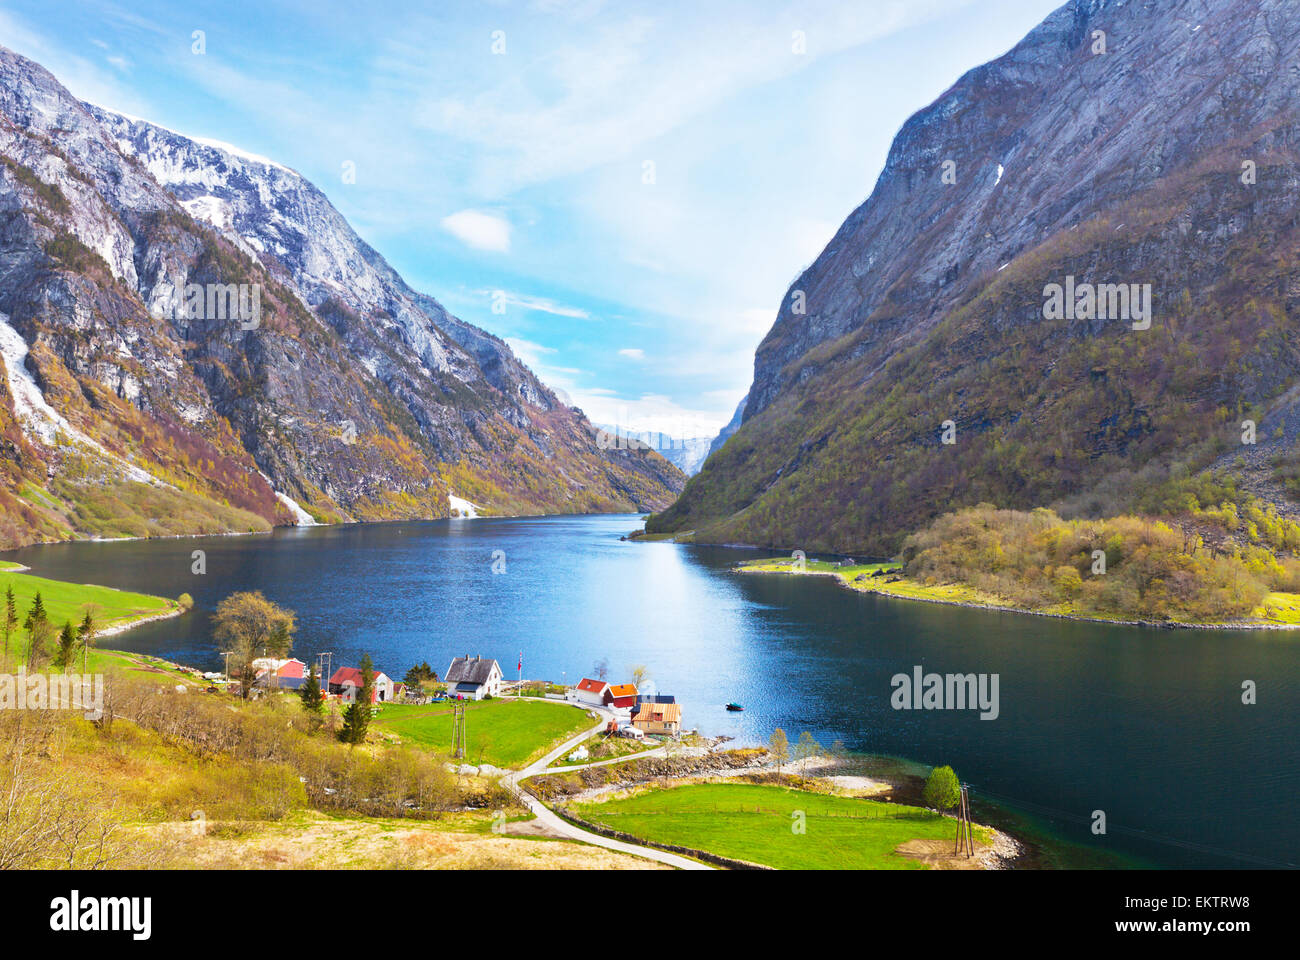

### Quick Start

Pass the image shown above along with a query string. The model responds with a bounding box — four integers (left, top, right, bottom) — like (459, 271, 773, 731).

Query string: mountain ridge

(649, 0, 1300, 554)
(0, 45, 682, 549)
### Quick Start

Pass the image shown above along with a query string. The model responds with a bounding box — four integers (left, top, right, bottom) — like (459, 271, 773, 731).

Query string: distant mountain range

(593, 425, 714, 476)
(0, 45, 683, 548)
(651, 0, 1300, 553)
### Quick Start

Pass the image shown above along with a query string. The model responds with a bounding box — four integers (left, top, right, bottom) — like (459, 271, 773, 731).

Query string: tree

(299, 661, 325, 718)
(403, 661, 437, 697)
(923, 765, 961, 814)
(53, 621, 79, 673)
(211, 591, 297, 698)
(593, 657, 609, 681)
(24, 592, 51, 670)
(339, 653, 375, 744)
(794, 731, 820, 773)
(769, 728, 789, 772)
(77, 607, 97, 674)
(630, 664, 649, 690)
(2, 585, 16, 667)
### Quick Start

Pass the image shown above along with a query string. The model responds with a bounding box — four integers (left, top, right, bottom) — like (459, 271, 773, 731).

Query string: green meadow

(571, 782, 989, 869)
(373, 697, 593, 768)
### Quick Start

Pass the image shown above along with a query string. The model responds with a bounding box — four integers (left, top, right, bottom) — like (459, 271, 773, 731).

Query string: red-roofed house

(328, 666, 393, 704)
(604, 683, 639, 710)
(570, 677, 609, 708)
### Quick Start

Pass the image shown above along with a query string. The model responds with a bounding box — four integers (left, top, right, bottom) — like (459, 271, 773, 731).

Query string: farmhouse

(632, 701, 681, 737)
(445, 655, 503, 700)
(570, 677, 609, 707)
(328, 666, 393, 703)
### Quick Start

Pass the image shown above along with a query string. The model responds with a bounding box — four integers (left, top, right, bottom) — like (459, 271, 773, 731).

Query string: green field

(571, 783, 989, 869)
(374, 698, 593, 768)
(0, 563, 179, 662)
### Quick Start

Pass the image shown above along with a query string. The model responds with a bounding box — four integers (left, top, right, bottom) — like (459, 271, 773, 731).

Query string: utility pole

(317, 651, 333, 696)
(220, 651, 233, 684)
(955, 783, 974, 857)
(451, 705, 467, 759)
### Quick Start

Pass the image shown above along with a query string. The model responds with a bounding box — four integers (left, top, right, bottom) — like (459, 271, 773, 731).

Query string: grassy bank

(0, 560, 185, 670)
(570, 782, 991, 870)
(737, 553, 1300, 630)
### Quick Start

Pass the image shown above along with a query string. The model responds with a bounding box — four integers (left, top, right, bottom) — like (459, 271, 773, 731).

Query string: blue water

(5, 513, 1298, 868)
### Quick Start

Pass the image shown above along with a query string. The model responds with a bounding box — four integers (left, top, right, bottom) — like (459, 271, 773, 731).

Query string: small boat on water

(725, 702, 744, 712)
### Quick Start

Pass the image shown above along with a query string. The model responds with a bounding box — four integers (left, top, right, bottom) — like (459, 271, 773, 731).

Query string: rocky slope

(706, 393, 747, 460)
(651, 0, 1300, 554)
(0, 46, 682, 548)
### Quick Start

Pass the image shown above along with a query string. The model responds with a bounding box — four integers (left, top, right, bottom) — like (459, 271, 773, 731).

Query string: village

(227, 652, 684, 747)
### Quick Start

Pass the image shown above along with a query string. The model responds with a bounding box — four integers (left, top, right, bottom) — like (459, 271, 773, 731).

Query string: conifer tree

(2, 585, 16, 667)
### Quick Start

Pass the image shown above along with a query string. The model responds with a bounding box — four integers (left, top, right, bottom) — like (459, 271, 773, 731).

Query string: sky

(0, 0, 1062, 438)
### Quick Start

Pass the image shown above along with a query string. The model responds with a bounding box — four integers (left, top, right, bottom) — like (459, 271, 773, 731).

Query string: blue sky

(0, 0, 1061, 437)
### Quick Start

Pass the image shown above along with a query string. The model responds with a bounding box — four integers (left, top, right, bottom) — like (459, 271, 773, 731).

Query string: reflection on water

(4, 514, 1298, 868)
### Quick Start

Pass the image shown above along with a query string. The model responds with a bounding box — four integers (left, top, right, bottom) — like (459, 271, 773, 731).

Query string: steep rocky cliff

(0, 46, 682, 548)
(651, 0, 1300, 554)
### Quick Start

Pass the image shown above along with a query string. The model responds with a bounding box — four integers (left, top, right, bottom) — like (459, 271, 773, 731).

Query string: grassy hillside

(0, 672, 655, 870)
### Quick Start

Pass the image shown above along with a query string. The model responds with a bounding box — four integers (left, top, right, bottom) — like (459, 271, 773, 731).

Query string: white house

(569, 677, 609, 708)
(445, 655, 503, 700)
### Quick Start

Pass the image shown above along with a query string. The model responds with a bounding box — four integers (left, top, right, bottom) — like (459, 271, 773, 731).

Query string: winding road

(502, 702, 714, 870)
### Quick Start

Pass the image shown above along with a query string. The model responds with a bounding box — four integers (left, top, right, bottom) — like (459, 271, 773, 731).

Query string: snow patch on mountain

(449, 493, 479, 518)
(0, 313, 161, 486)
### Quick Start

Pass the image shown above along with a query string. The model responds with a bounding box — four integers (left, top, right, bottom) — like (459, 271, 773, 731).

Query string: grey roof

(445, 656, 500, 685)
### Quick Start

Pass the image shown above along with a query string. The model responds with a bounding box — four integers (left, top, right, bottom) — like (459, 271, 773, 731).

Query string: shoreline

(733, 563, 1300, 632)
(96, 606, 185, 639)
(2, 509, 663, 557)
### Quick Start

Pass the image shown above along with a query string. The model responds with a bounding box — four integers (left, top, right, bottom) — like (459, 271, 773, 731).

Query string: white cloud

(617, 348, 645, 360)
(440, 209, 512, 252)
(484, 290, 590, 319)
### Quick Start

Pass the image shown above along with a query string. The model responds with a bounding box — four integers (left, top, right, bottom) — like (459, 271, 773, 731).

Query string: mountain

(594, 424, 713, 475)
(650, 0, 1300, 555)
(0, 46, 683, 549)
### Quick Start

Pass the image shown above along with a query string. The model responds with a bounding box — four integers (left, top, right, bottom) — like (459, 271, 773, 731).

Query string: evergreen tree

(300, 661, 324, 714)
(24, 591, 46, 631)
(23, 592, 51, 670)
(53, 621, 78, 672)
(339, 653, 375, 744)
(2, 585, 16, 667)
(77, 608, 97, 674)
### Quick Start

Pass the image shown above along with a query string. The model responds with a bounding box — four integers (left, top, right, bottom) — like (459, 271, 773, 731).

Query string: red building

(604, 683, 639, 710)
